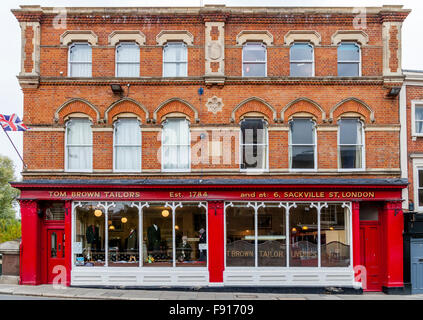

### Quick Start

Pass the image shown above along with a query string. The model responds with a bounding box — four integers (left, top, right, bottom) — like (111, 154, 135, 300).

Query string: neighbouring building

(11, 4, 410, 293)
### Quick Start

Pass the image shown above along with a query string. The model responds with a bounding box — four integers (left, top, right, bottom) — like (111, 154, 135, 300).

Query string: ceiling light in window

(162, 210, 170, 218)
(94, 209, 102, 217)
(121, 217, 128, 223)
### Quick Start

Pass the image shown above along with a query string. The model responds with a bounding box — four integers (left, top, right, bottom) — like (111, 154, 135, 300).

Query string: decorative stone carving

(331, 30, 369, 45)
(236, 30, 274, 46)
(205, 22, 225, 82)
(156, 30, 194, 45)
(60, 30, 98, 46)
(284, 30, 321, 46)
(206, 96, 224, 114)
(108, 30, 146, 46)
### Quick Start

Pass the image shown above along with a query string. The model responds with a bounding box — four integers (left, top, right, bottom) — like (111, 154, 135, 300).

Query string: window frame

(68, 42, 92, 78)
(161, 117, 191, 173)
(289, 42, 315, 77)
(411, 100, 423, 137)
(414, 159, 423, 212)
(115, 42, 141, 78)
(113, 118, 142, 173)
(239, 118, 269, 172)
(337, 42, 362, 77)
(242, 42, 267, 77)
(64, 118, 93, 173)
(337, 118, 366, 172)
(162, 42, 188, 78)
(288, 118, 317, 172)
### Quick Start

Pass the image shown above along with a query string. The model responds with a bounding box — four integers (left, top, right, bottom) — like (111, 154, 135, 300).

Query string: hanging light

(108, 220, 112, 225)
(121, 217, 128, 223)
(109, 225, 115, 230)
(175, 225, 179, 230)
(292, 228, 297, 232)
(329, 227, 334, 231)
(94, 209, 102, 217)
(302, 226, 309, 231)
(161, 209, 170, 218)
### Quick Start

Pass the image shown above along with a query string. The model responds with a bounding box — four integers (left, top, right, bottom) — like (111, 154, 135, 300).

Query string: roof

(11, 178, 408, 187)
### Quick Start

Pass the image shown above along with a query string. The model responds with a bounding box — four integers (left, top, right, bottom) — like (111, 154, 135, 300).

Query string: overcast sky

(1, 0, 422, 179)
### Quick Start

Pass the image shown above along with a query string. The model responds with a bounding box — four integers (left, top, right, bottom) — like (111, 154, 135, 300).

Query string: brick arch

(104, 98, 149, 124)
(154, 98, 198, 123)
(54, 98, 100, 124)
(281, 98, 326, 123)
(330, 98, 375, 123)
(232, 97, 277, 123)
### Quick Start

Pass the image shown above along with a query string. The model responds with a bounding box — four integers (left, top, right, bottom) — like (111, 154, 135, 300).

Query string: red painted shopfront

(12, 179, 406, 293)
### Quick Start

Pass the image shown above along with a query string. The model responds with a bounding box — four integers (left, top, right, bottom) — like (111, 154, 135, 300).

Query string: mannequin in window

(177, 236, 192, 262)
(126, 227, 137, 262)
(198, 228, 207, 262)
(86, 224, 99, 262)
(147, 223, 161, 255)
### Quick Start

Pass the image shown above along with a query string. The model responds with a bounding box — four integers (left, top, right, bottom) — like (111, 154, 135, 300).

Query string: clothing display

(147, 224, 161, 252)
(199, 228, 207, 262)
(86, 225, 99, 244)
(126, 228, 137, 250)
(177, 241, 192, 261)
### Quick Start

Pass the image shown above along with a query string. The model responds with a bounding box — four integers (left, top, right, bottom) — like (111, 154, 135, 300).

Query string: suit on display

(147, 224, 161, 252)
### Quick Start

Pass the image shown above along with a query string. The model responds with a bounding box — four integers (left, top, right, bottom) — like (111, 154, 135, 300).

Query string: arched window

(338, 42, 361, 77)
(289, 118, 316, 170)
(162, 118, 190, 171)
(68, 43, 92, 77)
(113, 118, 141, 172)
(116, 42, 140, 77)
(290, 42, 314, 77)
(240, 118, 268, 171)
(242, 42, 267, 77)
(338, 118, 364, 170)
(163, 42, 188, 77)
(65, 118, 92, 171)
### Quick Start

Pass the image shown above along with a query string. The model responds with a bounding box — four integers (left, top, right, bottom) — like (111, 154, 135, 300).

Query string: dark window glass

(290, 119, 315, 169)
(290, 43, 313, 77)
(338, 43, 360, 77)
(339, 119, 363, 169)
(241, 119, 267, 170)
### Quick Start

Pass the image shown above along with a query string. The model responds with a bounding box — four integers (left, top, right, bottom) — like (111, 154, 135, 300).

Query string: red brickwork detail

(365, 131, 399, 168)
(93, 132, 113, 170)
(24, 26, 34, 73)
(332, 100, 372, 123)
(283, 100, 324, 123)
(156, 100, 196, 122)
(317, 131, 338, 169)
(210, 62, 220, 73)
(234, 99, 275, 122)
(23, 131, 64, 170)
(106, 100, 148, 124)
(210, 26, 219, 41)
(142, 131, 161, 170)
(389, 26, 399, 73)
(57, 100, 98, 124)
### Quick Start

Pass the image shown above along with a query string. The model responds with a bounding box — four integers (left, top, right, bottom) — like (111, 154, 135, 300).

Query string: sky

(0, 0, 422, 180)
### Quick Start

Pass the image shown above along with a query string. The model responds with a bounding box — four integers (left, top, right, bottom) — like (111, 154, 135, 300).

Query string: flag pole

(1, 125, 27, 169)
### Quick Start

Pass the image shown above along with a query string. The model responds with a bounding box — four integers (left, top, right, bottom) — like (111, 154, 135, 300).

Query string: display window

(225, 202, 351, 269)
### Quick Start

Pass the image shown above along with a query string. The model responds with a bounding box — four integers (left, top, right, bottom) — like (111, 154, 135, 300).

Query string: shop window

(242, 42, 266, 77)
(65, 118, 92, 172)
(116, 42, 140, 77)
(338, 118, 364, 170)
(320, 204, 351, 267)
(289, 204, 318, 267)
(258, 206, 286, 267)
(240, 118, 268, 171)
(107, 203, 139, 267)
(74, 202, 106, 266)
(175, 204, 207, 267)
(113, 118, 141, 172)
(359, 203, 380, 221)
(163, 42, 187, 77)
(226, 204, 255, 267)
(290, 42, 314, 77)
(162, 118, 190, 171)
(338, 42, 361, 77)
(42, 202, 66, 221)
(289, 118, 316, 170)
(68, 42, 92, 77)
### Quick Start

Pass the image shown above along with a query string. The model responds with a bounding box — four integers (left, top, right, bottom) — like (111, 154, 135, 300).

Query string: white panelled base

(71, 268, 209, 287)
(224, 268, 355, 287)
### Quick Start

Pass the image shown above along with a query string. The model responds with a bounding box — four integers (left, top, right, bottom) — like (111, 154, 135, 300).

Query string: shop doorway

(47, 229, 65, 284)
(359, 203, 382, 292)
(411, 239, 423, 294)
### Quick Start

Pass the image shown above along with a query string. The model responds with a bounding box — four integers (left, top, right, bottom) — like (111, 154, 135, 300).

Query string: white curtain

(67, 119, 92, 170)
(114, 119, 141, 171)
(69, 43, 92, 77)
(163, 119, 189, 170)
(116, 43, 140, 77)
(163, 43, 187, 77)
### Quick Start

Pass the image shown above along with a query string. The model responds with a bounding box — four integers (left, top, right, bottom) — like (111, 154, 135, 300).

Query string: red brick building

(11, 5, 410, 293)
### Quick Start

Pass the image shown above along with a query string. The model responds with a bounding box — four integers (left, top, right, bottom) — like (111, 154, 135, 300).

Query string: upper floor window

(338, 42, 361, 77)
(414, 104, 423, 135)
(338, 118, 364, 170)
(162, 118, 190, 171)
(242, 42, 267, 77)
(289, 118, 316, 170)
(290, 43, 314, 77)
(68, 43, 92, 77)
(116, 42, 140, 77)
(163, 42, 187, 77)
(114, 118, 141, 172)
(65, 118, 92, 171)
(240, 118, 268, 171)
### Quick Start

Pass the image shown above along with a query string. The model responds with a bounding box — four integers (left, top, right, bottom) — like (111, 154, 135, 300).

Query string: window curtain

(163, 119, 189, 170)
(69, 43, 92, 77)
(114, 119, 141, 171)
(67, 119, 92, 170)
(163, 43, 187, 77)
(416, 107, 423, 133)
(116, 43, 140, 77)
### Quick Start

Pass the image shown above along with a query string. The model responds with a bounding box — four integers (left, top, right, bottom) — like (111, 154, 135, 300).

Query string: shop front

(13, 179, 406, 292)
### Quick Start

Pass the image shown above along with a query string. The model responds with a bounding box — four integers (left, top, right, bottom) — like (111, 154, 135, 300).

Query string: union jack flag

(0, 114, 29, 131)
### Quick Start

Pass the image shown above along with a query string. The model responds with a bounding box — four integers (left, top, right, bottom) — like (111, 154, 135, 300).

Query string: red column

(352, 201, 361, 270)
(208, 201, 224, 284)
(64, 201, 72, 286)
(19, 199, 41, 285)
(382, 201, 404, 290)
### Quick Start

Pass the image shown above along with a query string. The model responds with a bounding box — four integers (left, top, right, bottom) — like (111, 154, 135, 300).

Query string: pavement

(1, 284, 423, 300)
